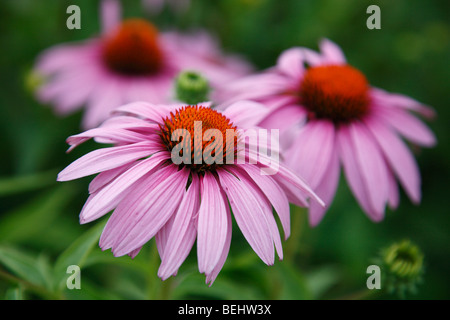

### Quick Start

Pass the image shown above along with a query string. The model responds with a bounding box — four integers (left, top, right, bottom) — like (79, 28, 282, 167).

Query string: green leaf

(5, 286, 23, 300)
(0, 246, 47, 287)
(272, 262, 313, 300)
(305, 265, 341, 299)
(53, 220, 106, 291)
(0, 184, 77, 243)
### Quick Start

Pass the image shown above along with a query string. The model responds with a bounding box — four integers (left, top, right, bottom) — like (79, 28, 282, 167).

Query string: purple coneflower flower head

(57, 101, 323, 285)
(34, 0, 251, 129)
(215, 39, 436, 226)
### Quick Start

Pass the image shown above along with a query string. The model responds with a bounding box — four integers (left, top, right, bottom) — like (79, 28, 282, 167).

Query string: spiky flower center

(159, 105, 237, 172)
(299, 65, 370, 123)
(101, 19, 164, 76)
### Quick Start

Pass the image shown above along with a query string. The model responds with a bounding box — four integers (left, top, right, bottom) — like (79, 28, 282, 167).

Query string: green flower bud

(175, 70, 210, 105)
(378, 239, 425, 298)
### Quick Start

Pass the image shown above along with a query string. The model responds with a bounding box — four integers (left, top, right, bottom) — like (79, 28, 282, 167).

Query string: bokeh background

(0, 0, 448, 300)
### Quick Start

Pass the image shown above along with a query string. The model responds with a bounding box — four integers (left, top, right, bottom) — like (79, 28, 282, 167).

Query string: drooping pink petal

(204, 189, 232, 286)
(213, 73, 291, 108)
(155, 212, 176, 259)
(371, 87, 436, 119)
(284, 120, 335, 188)
(365, 117, 422, 204)
(158, 174, 200, 280)
(221, 100, 270, 129)
(308, 147, 340, 227)
(82, 78, 124, 129)
(386, 168, 400, 210)
(217, 168, 275, 265)
(258, 103, 307, 134)
(337, 125, 384, 221)
(109, 166, 190, 256)
(243, 148, 325, 207)
(127, 246, 142, 259)
(57, 141, 159, 181)
(348, 122, 389, 217)
(80, 151, 170, 224)
(239, 164, 290, 240)
(88, 163, 134, 194)
(374, 106, 436, 147)
(197, 172, 229, 275)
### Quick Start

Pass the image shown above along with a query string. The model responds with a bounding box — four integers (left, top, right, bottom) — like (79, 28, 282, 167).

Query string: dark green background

(0, 0, 448, 299)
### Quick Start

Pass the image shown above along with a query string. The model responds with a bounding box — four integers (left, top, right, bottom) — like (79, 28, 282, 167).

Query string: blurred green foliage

(0, 0, 449, 300)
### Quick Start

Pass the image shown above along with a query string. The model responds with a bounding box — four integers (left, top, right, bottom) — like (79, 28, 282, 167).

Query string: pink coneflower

(34, 0, 251, 129)
(215, 39, 436, 226)
(57, 101, 323, 284)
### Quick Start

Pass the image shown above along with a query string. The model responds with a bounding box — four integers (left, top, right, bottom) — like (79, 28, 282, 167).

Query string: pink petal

(217, 168, 275, 265)
(88, 163, 134, 194)
(127, 246, 142, 259)
(100, 0, 121, 34)
(319, 38, 347, 65)
(221, 100, 270, 128)
(374, 106, 436, 147)
(80, 151, 170, 224)
(204, 190, 232, 286)
(155, 213, 176, 259)
(386, 168, 399, 210)
(284, 120, 335, 188)
(365, 117, 421, 204)
(197, 172, 229, 274)
(82, 78, 124, 129)
(348, 122, 389, 217)
(337, 125, 384, 221)
(57, 141, 159, 181)
(276, 47, 305, 79)
(66, 127, 151, 152)
(308, 147, 340, 226)
(243, 148, 325, 207)
(158, 174, 200, 280)
(371, 87, 436, 119)
(258, 104, 307, 134)
(112, 101, 173, 124)
(109, 166, 190, 256)
(239, 164, 290, 240)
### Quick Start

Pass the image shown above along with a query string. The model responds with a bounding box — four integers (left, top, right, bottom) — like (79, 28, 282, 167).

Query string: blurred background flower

(0, 0, 449, 300)
(32, 0, 252, 129)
